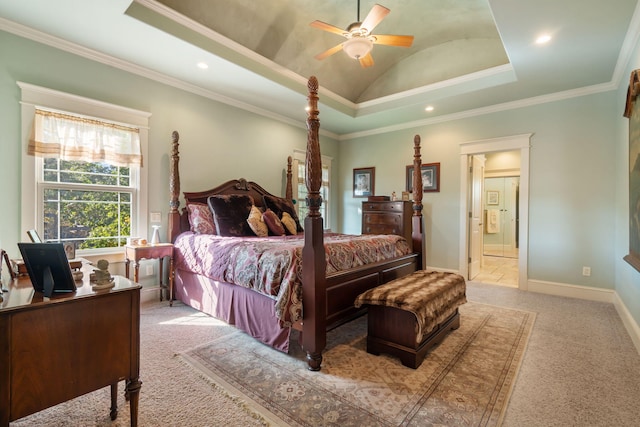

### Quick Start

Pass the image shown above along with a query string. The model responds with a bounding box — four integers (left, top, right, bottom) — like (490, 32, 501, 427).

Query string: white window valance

(29, 108, 143, 167)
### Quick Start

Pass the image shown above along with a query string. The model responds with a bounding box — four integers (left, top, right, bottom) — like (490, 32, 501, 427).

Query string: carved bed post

(412, 135, 424, 270)
(286, 155, 293, 201)
(301, 76, 327, 371)
(168, 131, 181, 243)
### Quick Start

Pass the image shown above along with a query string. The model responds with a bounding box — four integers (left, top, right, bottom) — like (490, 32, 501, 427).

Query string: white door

(469, 155, 484, 279)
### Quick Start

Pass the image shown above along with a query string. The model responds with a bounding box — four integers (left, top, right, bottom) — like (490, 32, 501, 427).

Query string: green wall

(0, 30, 338, 258)
(1, 26, 638, 329)
(615, 41, 640, 326)
(339, 94, 617, 289)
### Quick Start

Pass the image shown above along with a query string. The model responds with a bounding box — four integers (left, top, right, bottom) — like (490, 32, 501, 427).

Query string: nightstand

(124, 243, 174, 305)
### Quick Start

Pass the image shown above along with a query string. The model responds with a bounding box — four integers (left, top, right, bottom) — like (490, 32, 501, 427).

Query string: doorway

(458, 134, 531, 290)
(483, 176, 519, 258)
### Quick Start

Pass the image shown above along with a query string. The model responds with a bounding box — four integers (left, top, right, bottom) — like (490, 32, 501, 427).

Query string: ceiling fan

(310, 1, 414, 68)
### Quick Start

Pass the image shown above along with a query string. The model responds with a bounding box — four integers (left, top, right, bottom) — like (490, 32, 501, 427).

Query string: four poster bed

(167, 76, 425, 371)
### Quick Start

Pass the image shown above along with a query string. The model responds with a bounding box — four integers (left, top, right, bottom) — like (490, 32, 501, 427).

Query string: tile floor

(473, 255, 519, 287)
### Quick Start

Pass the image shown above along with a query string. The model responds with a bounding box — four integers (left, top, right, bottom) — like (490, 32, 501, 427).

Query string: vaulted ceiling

(0, 0, 638, 137)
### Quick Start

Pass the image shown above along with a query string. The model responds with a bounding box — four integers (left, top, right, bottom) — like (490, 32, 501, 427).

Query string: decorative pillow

(247, 205, 268, 237)
(281, 212, 297, 235)
(263, 194, 303, 233)
(263, 209, 285, 236)
(187, 202, 216, 235)
(207, 194, 255, 237)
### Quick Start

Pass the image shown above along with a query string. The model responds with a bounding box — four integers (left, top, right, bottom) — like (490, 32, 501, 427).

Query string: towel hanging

(486, 209, 500, 234)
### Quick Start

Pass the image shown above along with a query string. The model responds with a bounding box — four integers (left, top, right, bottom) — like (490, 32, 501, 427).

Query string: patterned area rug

(179, 301, 535, 426)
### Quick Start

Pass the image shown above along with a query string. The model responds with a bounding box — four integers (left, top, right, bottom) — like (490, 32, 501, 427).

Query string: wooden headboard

(168, 137, 294, 243)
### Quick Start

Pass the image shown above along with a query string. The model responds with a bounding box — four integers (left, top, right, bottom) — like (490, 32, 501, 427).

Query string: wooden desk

(124, 243, 174, 305)
(0, 273, 141, 426)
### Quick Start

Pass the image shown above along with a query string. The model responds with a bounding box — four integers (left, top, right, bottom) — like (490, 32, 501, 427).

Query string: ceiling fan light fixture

(343, 36, 373, 60)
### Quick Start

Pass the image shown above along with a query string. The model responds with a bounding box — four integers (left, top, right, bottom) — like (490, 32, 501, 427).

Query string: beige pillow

(281, 211, 298, 235)
(246, 205, 268, 237)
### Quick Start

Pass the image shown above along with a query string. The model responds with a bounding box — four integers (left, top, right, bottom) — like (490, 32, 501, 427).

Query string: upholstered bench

(354, 270, 467, 369)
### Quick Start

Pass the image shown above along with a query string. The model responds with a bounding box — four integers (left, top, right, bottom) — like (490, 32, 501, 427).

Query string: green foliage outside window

(42, 159, 132, 249)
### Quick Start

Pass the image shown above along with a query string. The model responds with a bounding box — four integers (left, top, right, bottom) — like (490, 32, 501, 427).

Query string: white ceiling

(0, 0, 638, 138)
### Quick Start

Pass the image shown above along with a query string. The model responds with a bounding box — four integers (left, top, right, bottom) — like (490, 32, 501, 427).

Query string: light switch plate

(150, 212, 161, 223)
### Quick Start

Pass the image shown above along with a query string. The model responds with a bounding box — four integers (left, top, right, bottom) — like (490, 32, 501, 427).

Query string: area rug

(179, 301, 535, 426)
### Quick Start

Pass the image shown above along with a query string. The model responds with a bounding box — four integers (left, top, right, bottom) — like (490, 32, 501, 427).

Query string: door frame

(459, 133, 532, 290)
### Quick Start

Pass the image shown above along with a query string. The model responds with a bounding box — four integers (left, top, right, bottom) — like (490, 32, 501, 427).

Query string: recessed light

(197, 62, 209, 69)
(535, 34, 552, 44)
(425, 106, 434, 112)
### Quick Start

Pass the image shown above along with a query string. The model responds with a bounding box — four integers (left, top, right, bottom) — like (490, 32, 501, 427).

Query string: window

(292, 150, 332, 230)
(19, 82, 150, 255)
(41, 158, 134, 249)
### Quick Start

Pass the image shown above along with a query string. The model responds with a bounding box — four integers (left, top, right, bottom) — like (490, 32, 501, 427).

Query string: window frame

(19, 82, 150, 255)
(292, 150, 332, 231)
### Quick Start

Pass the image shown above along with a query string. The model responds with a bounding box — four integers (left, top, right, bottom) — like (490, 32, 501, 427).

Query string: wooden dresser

(362, 200, 412, 243)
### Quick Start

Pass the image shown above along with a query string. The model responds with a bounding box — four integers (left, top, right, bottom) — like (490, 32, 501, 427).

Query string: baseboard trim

(528, 279, 640, 354)
(419, 269, 640, 354)
(527, 279, 614, 303)
(613, 293, 640, 355)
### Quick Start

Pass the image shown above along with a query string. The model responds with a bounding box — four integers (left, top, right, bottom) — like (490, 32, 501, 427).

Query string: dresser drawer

(363, 223, 402, 236)
(362, 201, 405, 212)
(363, 212, 402, 226)
(361, 200, 412, 242)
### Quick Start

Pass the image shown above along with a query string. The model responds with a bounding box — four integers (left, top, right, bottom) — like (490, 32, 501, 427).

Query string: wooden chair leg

(110, 383, 118, 420)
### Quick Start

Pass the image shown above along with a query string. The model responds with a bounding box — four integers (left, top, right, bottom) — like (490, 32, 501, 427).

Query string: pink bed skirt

(174, 269, 292, 352)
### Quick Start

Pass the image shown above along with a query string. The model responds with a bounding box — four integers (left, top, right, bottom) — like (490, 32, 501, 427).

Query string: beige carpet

(180, 301, 535, 426)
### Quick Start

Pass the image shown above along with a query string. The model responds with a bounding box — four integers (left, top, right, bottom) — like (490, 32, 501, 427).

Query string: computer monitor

(18, 243, 77, 298)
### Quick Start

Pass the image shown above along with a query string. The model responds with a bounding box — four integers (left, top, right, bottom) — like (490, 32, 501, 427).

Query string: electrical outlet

(145, 264, 154, 276)
(582, 266, 591, 276)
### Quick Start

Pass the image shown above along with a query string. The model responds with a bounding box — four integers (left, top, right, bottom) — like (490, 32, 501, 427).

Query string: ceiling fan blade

(310, 20, 347, 37)
(361, 4, 390, 34)
(359, 52, 374, 68)
(372, 34, 414, 48)
(315, 43, 345, 60)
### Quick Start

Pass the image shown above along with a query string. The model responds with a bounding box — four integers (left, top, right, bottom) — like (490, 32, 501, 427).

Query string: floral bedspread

(173, 232, 412, 326)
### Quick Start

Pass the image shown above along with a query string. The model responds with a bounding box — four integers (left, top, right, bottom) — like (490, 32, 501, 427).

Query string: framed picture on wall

(624, 69, 640, 272)
(406, 163, 440, 193)
(487, 190, 499, 205)
(353, 167, 375, 197)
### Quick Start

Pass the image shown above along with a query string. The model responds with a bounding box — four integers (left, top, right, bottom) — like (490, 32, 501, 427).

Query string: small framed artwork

(63, 242, 76, 260)
(406, 163, 440, 193)
(487, 191, 500, 205)
(27, 229, 42, 243)
(401, 191, 410, 201)
(353, 167, 375, 197)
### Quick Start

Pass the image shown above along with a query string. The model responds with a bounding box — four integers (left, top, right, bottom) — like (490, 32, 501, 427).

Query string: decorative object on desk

(401, 191, 410, 201)
(127, 237, 140, 245)
(71, 257, 84, 282)
(26, 229, 42, 243)
(391, 191, 397, 201)
(91, 259, 115, 290)
(18, 243, 77, 297)
(63, 241, 76, 260)
(151, 225, 161, 245)
(353, 167, 375, 197)
(2, 248, 17, 280)
(406, 162, 440, 193)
